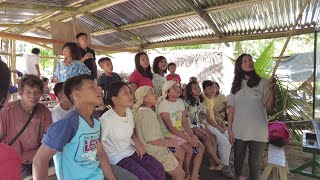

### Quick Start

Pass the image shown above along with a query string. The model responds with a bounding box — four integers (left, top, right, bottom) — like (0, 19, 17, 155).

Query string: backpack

(268, 122, 290, 147)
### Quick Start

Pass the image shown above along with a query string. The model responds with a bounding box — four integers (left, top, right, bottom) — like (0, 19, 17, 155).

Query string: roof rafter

(91, 0, 272, 36)
(184, 0, 222, 37)
(0, 31, 138, 53)
(14, 0, 129, 34)
(144, 28, 314, 49)
(0, 3, 77, 12)
(85, 12, 147, 44)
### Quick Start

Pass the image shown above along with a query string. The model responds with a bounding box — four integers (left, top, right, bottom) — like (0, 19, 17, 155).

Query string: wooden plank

(0, 32, 138, 53)
(144, 28, 315, 49)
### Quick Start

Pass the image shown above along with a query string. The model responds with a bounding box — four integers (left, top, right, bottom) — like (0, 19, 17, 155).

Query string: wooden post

(271, 0, 310, 78)
(10, 39, 17, 101)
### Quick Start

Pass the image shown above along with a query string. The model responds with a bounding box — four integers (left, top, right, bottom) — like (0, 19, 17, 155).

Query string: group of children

(1, 48, 233, 180)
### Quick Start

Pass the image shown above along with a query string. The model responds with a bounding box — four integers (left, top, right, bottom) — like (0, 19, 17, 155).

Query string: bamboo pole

(271, 0, 310, 78)
(0, 32, 139, 53)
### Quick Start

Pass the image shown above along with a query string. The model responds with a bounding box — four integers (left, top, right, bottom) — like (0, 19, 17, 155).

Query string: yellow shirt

(203, 94, 217, 124)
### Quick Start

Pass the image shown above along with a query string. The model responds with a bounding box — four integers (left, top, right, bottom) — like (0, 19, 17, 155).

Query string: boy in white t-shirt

(51, 82, 74, 123)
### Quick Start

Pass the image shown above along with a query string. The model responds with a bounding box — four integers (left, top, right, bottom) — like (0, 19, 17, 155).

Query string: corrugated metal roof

(1, 0, 319, 50)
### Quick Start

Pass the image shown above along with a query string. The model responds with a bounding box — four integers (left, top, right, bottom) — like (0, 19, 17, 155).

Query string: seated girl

(100, 81, 165, 180)
(157, 80, 204, 180)
(133, 86, 185, 180)
(184, 81, 229, 171)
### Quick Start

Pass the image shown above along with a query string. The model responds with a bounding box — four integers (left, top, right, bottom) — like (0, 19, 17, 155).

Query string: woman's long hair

(153, 56, 167, 75)
(231, 54, 261, 95)
(0, 60, 11, 106)
(134, 52, 153, 79)
(185, 81, 204, 106)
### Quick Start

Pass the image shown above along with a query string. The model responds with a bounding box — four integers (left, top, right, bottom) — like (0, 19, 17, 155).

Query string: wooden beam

(15, 0, 129, 34)
(144, 28, 315, 49)
(0, 52, 63, 59)
(85, 12, 145, 44)
(91, 0, 272, 36)
(3, 0, 85, 33)
(0, 32, 138, 53)
(184, 0, 222, 37)
(0, 24, 34, 28)
(0, 3, 77, 11)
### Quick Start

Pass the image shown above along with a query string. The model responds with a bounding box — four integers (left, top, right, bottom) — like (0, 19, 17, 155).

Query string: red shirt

(0, 143, 21, 180)
(166, 74, 181, 85)
(0, 101, 52, 164)
(130, 70, 154, 88)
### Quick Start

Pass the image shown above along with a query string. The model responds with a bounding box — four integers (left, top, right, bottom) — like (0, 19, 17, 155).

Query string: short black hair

(76, 32, 87, 39)
(19, 74, 44, 92)
(53, 82, 64, 99)
(202, 80, 214, 90)
(31, 48, 40, 55)
(167, 63, 176, 68)
(98, 57, 111, 65)
(64, 74, 94, 103)
(42, 77, 49, 83)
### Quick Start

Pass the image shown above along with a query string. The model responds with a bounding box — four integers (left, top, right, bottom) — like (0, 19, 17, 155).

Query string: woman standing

(228, 54, 275, 180)
(54, 42, 91, 82)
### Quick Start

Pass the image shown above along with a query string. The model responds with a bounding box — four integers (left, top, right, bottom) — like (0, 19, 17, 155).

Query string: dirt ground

(47, 145, 317, 180)
(199, 145, 316, 180)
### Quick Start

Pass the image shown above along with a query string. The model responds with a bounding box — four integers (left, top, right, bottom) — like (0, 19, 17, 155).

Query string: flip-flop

(185, 174, 190, 180)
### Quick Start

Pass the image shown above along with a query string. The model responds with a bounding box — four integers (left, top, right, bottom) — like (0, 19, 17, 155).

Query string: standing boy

(202, 80, 233, 178)
(77, 32, 98, 78)
(51, 82, 74, 123)
(33, 74, 137, 180)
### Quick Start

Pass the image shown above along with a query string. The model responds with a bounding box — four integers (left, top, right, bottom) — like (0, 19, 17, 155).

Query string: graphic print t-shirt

(43, 110, 103, 180)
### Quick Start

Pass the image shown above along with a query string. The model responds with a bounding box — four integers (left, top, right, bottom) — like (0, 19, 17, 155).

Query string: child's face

(168, 65, 176, 74)
(77, 35, 88, 46)
(59, 91, 72, 106)
(213, 84, 219, 94)
(100, 61, 113, 74)
(74, 79, 103, 106)
(191, 83, 201, 97)
(167, 83, 180, 98)
(158, 59, 167, 71)
(113, 85, 134, 107)
(43, 86, 50, 94)
(204, 85, 215, 97)
(144, 89, 157, 106)
(139, 54, 150, 69)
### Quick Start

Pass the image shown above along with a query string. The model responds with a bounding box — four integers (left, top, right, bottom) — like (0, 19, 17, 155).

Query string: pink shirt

(0, 143, 21, 180)
(166, 74, 181, 85)
(0, 101, 52, 164)
(130, 70, 154, 88)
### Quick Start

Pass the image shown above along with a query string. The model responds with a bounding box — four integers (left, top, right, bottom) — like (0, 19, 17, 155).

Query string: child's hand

(134, 140, 145, 159)
(188, 137, 198, 147)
